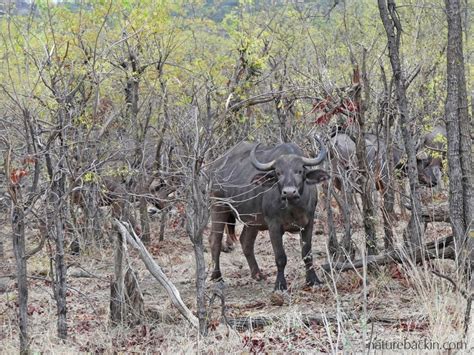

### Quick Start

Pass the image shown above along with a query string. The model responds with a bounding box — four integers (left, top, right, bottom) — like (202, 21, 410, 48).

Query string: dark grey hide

(209, 138, 329, 290)
(416, 125, 447, 187)
(329, 131, 403, 193)
(329, 128, 446, 190)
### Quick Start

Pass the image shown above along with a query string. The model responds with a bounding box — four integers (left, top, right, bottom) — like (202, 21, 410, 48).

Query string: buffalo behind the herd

(329, 124, 446, 193)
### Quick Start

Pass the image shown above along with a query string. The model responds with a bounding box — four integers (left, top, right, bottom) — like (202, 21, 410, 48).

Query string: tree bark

(10, 184, 29, 354)
(379, 64, 395, 251)
(4, 127, 30, 354)
(444, 0, 474, 274)
(351, 67, 377, 255)
(49, 121, 68, 340)
(324, 181, 339, 257)
(138, 190, 151, 244)
(378, 0, 424, 253)
(110, 227, 144, 326)
(186, 172, 210, 336)
(193, 241, 207, 335)
(110, 230, 126, 325)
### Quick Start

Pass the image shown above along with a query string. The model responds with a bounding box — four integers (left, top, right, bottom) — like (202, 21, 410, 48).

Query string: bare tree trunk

(50, 130, 68, 340)
(379, 64, 396, 251)
(110, 227, 144, 326)
(382, 178, 395, 251)
(351, 66, 377, 255)
(0, 235, 3, 259)
(186, 172, 210, 336)
(123, 48, 152, 245)
(193, 241, 207, 334)
(444, 0, 474, 275)
(180, 105, 213, 336)
(138, 184, 151, 244)
(378, 0, 424, 253)
(110, 230, 126, 325)
(332, 187, 353, 257)
(324, 181, 339, 256)
(10, 183, 29, 354)
(41, 101, 69, 341)
(354, 133, 377, 256)
(85, 184, 103, 246)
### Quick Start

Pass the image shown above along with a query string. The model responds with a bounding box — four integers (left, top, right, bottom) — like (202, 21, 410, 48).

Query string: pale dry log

(227, 313, 426, 331)
(321, 235, 455, 273)
(404, 201, 450, 223)
(113, 219, 199, 328)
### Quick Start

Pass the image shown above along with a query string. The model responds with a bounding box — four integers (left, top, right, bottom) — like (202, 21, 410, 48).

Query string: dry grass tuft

(0, 209, 472, 353)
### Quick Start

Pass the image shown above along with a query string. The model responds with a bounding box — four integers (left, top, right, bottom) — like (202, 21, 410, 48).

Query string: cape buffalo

(329, 130, 403, 194)
(329, 126, 446, 191)
(415, 125, 447, 187)
(209, 137, 329, 290)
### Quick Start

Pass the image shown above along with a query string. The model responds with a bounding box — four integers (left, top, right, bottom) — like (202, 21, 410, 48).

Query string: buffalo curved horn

(250, 144, 275, 171)
(301, 136, 327, 166)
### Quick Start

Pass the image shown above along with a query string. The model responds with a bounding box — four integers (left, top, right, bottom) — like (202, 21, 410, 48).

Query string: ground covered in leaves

(1, 198, 472, 353)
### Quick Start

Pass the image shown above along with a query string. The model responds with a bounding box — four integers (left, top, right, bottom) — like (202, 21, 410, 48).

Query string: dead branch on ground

(113, 219, 199, 328)
(321, 235, 455, 273)
(226, 313, 427, 331)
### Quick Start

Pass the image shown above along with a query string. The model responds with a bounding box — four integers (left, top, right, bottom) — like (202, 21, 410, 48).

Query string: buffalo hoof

(210, 270, 222, 281)
(274, 278, 287, 291)
(252, 271, 266, 281)
(221, 243, 235, 253)
(306, 270, 323, 287)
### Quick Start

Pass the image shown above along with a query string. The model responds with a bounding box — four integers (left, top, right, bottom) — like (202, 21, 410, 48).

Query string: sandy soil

(0, 195, 472, 353)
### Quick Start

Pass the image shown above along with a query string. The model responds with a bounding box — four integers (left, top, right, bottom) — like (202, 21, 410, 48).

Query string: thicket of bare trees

(0, 0, 472, 352)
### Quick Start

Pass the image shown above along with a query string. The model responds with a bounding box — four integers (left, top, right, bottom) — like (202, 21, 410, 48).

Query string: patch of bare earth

(1, 199, 472, 353)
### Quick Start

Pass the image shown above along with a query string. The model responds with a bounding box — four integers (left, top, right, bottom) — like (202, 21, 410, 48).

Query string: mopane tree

(444, 0, 473, 282)
(378, 0, 425, 253)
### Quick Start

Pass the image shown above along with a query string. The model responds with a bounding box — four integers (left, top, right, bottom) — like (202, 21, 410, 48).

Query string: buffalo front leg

(209, 207, 230, 281)
(240, 226, 264, 280)
(268, 225, 287, 290)
(300, 221, 322, 286)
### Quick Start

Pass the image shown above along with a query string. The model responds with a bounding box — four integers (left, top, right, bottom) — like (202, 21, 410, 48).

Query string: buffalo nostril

(282, 187, 299, 200)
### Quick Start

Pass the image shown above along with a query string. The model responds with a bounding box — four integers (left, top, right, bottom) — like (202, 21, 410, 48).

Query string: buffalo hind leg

(240, 226, 264, 281)
(268, 225, 287, 290)
(222, 214, 237, 253)
(300, 222, 322, 286)
(209, 207, 230, 281)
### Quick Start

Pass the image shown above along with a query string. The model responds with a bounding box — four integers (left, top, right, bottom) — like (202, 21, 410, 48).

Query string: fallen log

(404, 202, 450, 223)
(226, 313, 426, 331)
(226, 314, 338, 330)
(113, 219, 199, 328)
(321, 235, 455, 273)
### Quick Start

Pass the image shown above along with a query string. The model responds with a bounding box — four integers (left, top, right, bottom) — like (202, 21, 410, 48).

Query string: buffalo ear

(251, 172, 277, 186)
(305, 169, 330, 185)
